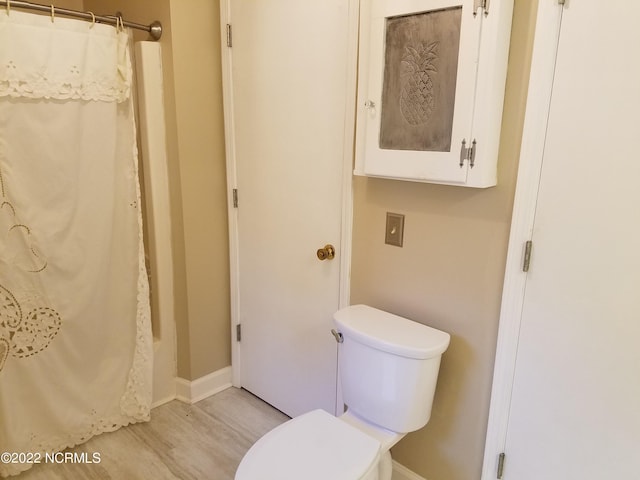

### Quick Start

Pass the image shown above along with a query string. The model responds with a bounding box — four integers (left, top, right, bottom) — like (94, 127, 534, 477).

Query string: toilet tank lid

(334, 305, 450, 359)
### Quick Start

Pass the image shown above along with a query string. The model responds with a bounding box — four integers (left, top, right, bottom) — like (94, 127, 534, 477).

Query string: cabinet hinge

(497, 452, 506, 479)
(232, 188, 238, 208)
(473, 0, 490, 17)
(459, 138, 477, 168)
(226, 24, 233, 47)
(522, 240, 533, 272)
(236, 324, 242, 342)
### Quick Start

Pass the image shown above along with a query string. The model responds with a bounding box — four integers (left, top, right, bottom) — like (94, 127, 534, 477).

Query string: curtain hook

(117, 15, 124, 32)
(50, 4, 55, 23)
(88, 11, 95, 29)
(6, 0, 10, 15)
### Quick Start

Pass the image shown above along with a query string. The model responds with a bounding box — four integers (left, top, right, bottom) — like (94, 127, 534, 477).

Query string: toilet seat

(235, 409, 381, 480)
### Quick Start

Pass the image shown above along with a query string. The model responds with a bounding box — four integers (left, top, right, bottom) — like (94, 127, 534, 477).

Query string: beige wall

(167, 0, 230, 379)
(18, 0, 83, 12)
(54, 0, 84, 9)
(58, 0, 536, 475)
(350, 1, 538, 478)
(82, 0, 231, 380)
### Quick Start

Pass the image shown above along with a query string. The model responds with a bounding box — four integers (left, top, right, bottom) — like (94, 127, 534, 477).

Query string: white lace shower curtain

(0, 11, 152, 477)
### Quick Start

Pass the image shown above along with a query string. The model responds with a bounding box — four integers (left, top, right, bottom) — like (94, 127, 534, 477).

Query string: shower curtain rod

(0, 0, 162, 40)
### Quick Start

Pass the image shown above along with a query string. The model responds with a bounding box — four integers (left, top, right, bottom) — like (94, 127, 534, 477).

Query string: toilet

(235, 304, 450, 480)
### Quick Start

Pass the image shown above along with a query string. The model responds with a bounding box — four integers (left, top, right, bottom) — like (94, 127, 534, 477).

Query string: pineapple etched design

(399, 41, 439, 126)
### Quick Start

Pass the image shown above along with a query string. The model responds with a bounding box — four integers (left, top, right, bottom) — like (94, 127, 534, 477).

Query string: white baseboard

(175, 366, 233, 404)
(392, 460, 427, 480)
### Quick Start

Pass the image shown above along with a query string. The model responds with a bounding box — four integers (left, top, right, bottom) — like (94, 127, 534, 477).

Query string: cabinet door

(355, 0, 512, 187)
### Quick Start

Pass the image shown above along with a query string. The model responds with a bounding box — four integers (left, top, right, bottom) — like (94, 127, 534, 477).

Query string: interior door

(226, 1, 354, 417)
(502, 2, 640, 478)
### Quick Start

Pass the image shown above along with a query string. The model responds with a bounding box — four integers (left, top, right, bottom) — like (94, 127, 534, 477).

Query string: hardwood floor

(16, 387, 289, 480)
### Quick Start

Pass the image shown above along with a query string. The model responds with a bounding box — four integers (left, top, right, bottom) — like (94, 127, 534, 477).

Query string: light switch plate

(385, 212, 404, 247)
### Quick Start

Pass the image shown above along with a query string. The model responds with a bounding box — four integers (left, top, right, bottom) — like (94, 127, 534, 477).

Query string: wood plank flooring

(16, 387, 289, 480)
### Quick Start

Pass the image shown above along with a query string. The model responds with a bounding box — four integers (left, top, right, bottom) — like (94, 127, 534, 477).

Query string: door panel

(229, 1, 352, 417)
(357, 0, 481, 184)
(503, 2, 640, 478)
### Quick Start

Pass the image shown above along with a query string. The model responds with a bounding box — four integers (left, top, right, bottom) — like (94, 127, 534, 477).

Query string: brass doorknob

(316, 244, 336, 261)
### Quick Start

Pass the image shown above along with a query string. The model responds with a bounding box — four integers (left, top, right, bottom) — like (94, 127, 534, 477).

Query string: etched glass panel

(379, 7, 462, 152)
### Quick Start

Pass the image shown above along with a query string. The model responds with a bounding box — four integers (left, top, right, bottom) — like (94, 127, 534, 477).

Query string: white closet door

(501, 2, 640, 478)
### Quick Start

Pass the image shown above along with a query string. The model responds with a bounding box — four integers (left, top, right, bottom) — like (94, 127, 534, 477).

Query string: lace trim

(0, 12, 132, 102)
(119, 100, 153, 419)
(0, 413, 149, 477)
(0, 74, 131, 103)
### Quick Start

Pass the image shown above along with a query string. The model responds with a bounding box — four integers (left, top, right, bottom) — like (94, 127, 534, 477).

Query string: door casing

(480, 2, 562, 478)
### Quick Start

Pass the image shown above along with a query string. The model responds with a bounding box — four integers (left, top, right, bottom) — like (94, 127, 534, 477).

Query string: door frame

(480, 2, 563, 478)
(218, 0, 360, 388)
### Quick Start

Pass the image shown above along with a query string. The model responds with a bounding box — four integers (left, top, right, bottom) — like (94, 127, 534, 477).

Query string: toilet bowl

(235, 305, 450, 480)
(235, 409, 381, 480)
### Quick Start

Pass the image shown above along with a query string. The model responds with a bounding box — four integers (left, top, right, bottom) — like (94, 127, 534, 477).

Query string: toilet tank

(334, 305, 450, 434)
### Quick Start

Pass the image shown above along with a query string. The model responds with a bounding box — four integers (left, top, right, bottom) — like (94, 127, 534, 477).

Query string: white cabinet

(354, 0, 514, 187)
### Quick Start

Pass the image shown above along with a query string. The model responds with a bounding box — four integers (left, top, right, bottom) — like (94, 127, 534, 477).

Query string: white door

(500, 2, 640, 478)
(222, 1, 356, 417)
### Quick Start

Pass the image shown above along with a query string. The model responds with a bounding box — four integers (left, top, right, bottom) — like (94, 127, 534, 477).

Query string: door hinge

(459, 138, 477, 168)
(236, 323, 242, 342)
(226, 23, 233, 47)
(497, 452, 506, 479)
(522, 240, 533, 272)
(232, 188, 238, 208)
(473, 0, 490, 17)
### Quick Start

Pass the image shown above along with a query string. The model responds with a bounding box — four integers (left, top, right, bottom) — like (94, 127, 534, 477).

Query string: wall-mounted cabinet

(354, 0, 514, 187)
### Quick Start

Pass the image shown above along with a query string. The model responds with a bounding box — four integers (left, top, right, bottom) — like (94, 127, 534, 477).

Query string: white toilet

(235, 304, 450, 480)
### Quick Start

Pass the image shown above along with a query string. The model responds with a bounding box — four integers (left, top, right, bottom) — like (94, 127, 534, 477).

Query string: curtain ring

(50, 4, 55, 22)
(88, 11, 95, 29)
